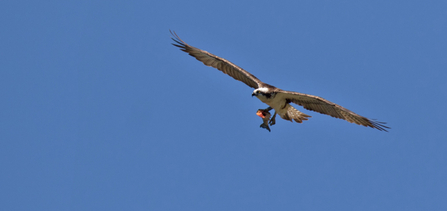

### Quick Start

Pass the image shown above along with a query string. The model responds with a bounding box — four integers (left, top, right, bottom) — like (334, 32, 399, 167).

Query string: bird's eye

(256, 90, 260, 94)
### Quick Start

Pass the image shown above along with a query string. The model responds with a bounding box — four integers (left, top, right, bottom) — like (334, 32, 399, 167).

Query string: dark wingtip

(170, 30, 188, 51)
(370, 120, 390, 132)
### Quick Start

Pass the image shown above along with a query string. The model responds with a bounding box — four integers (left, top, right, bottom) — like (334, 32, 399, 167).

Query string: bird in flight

(171, 31, 389, 132)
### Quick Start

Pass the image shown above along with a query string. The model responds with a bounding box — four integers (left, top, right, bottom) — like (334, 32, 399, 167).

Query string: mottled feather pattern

(171, 31, 389, 131)
(277, 91, 389, 131)
(171, 31, 261, 89)
(283, 105, 311, 123)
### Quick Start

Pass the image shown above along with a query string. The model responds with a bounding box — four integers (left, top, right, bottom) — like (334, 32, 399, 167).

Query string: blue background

(1, 0, 446, 210)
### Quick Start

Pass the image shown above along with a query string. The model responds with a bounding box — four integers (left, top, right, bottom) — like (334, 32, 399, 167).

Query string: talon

(269, 118, 276, 126)
(269, 111, 277, 126)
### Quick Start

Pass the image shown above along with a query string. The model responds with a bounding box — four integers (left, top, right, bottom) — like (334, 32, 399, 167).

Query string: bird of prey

(171, 31, 389, 132)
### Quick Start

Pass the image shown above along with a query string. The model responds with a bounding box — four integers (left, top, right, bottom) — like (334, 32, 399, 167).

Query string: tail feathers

(281, 105, 311, 123)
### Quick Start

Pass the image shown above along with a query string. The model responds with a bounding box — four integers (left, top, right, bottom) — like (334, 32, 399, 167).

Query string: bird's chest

(257, 93, 286, 109)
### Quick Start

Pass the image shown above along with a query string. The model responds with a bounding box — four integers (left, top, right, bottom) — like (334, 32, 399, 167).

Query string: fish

(256, 109, 272, 132)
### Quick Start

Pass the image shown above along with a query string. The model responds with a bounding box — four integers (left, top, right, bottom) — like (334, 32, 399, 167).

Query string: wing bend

(171, 30, 264, 89)
(277, 90, 389, 131)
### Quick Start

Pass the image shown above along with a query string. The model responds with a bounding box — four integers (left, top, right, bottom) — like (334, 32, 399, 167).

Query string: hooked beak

(252, 93, 256, 97)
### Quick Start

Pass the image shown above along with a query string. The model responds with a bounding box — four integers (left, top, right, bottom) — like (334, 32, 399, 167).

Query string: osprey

(171, 31, 389, 132)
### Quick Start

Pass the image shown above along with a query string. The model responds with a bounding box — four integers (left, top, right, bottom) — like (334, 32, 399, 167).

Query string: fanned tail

(281, 105, 311, 123)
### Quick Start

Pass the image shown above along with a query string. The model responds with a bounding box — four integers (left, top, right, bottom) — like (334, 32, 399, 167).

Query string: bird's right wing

(277, 90, 389, 131)
(171, 31, 264, 89)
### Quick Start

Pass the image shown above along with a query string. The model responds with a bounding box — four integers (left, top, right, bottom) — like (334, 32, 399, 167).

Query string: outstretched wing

(277, 90, 389, 131)
(171, 31, 264, 89)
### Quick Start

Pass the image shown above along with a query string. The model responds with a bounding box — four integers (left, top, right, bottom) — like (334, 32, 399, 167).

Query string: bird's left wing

(276, 90, 389, 131)
(171, 31, 263, 89)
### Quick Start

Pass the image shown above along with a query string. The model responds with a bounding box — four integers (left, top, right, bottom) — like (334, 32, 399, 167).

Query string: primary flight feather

(171, 31, 389, 131)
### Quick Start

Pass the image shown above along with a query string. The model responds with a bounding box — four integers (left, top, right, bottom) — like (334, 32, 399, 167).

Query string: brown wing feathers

(279, 91, 389, 131)
(171, 31, 262, 89)
(171, 31, 389, 131)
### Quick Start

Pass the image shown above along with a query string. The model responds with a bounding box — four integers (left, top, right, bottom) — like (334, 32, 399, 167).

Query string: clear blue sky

(1, 1, 446, 210)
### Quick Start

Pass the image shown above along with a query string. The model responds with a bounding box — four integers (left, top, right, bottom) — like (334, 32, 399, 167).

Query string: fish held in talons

(256, 109, 272, 132)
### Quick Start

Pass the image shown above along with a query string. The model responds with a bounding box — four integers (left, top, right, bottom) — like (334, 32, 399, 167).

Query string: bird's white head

(252, 87, 270, 98)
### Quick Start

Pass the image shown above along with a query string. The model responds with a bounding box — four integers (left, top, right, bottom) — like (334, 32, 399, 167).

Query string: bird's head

(252, 87, 270, 97)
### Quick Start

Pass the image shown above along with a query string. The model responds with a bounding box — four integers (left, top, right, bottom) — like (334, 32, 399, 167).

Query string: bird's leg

(269, 111, 277, 126)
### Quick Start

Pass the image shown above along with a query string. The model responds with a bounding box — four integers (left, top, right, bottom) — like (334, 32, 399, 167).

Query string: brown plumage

(171, 31, 389, 131)
(276, 91, 388, 131)
(171, 30, 263, 89)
